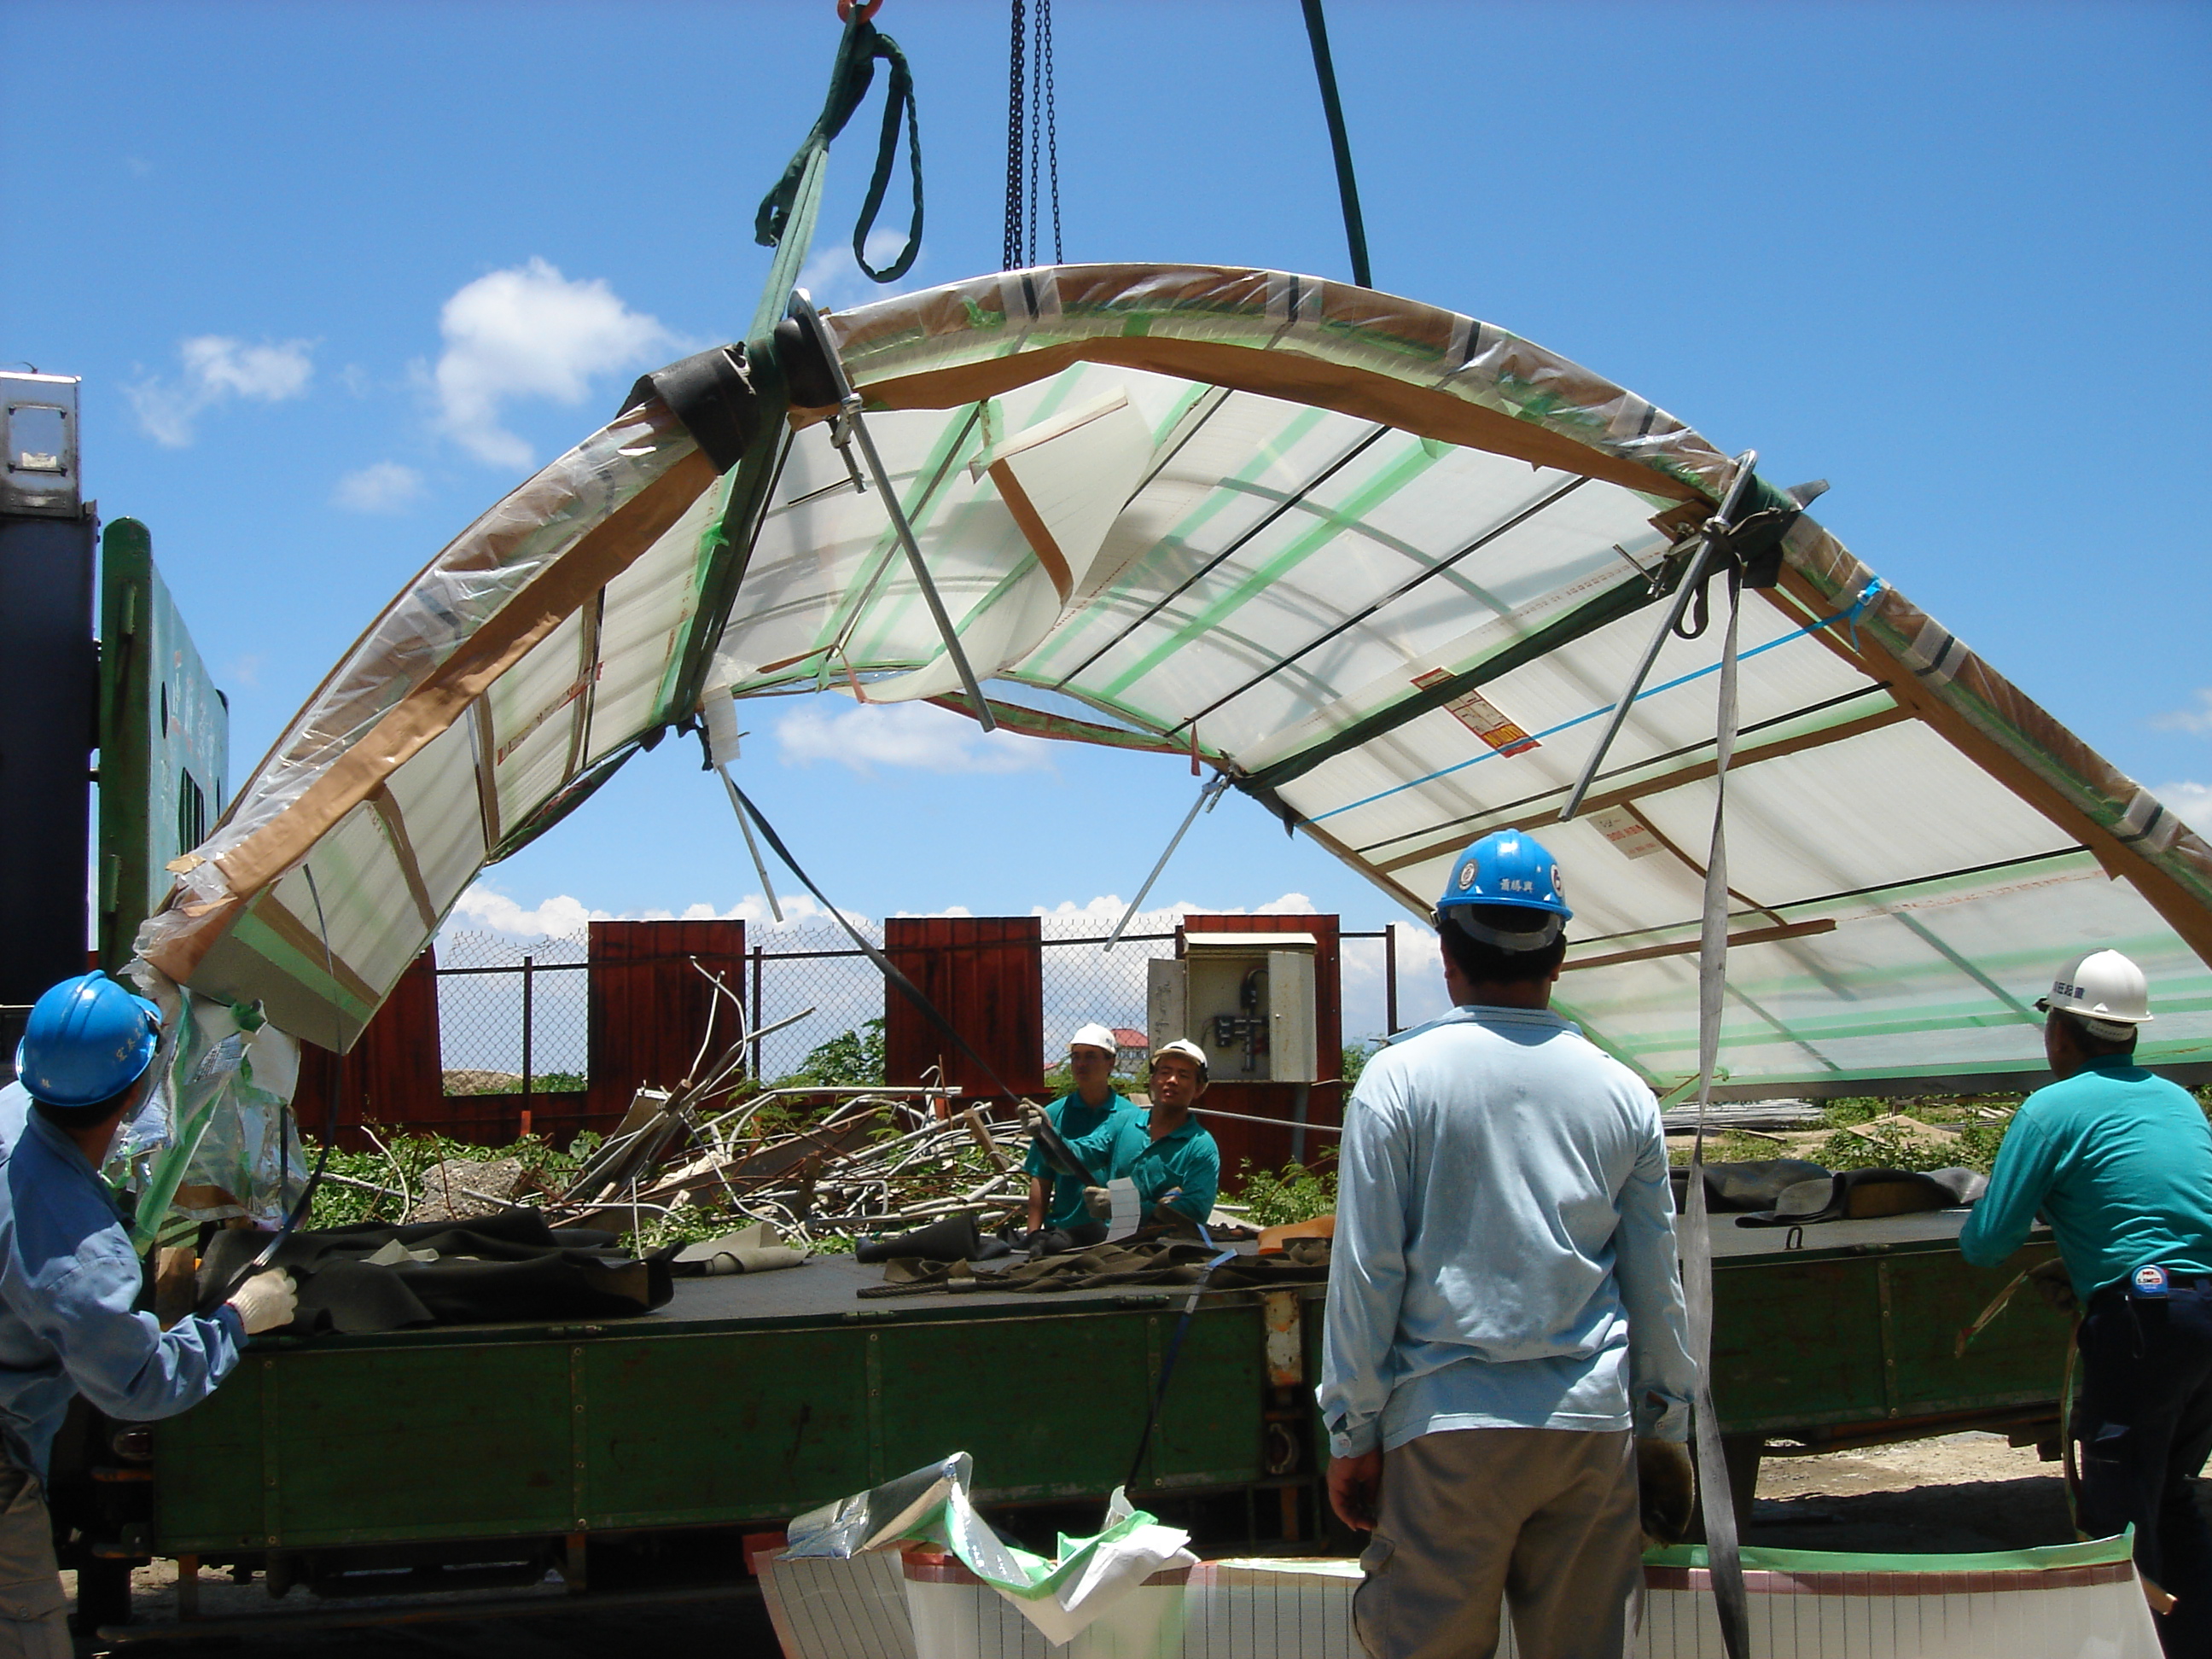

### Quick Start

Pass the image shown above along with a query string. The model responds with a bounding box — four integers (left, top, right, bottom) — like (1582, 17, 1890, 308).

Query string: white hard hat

(2036, 949, 2152, 1039)
(1150, 1039, 1210, 1076)
(1068, 1022, 1120, 1057)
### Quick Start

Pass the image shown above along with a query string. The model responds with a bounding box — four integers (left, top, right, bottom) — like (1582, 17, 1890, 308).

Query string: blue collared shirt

(0, 1083, 244, 1478)
(1316, 1005, 1696, 1458)
(1960, 1057, 2212, 1300)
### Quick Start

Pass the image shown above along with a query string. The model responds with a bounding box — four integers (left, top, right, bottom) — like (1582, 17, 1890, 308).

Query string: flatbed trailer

(70, 1213, 2069, 1642)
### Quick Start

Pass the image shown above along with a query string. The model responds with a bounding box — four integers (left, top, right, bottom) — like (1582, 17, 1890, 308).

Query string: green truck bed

(137, 1214, 2067, 1563)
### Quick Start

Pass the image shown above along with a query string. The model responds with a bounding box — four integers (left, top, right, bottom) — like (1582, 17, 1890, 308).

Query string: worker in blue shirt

(1318, 831, 1696, 1659)
(1064, 1040, 1222, 1231)
(1960, 949, 2212, 1655)
(1022, 1023, 1134, 1250)
(0, 974, 296, 1655)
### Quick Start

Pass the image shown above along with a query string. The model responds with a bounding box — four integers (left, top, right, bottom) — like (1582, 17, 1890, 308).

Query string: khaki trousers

(1353, 1427, 1642, 1659)
(0, 1468, 68, 1659)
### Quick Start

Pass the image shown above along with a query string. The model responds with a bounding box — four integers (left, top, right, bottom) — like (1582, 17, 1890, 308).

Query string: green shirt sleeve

(1959, 1109, 2058, 1269)
(1064, 1114, 1137, 1185)
(1166, 1134, 1220, 1222)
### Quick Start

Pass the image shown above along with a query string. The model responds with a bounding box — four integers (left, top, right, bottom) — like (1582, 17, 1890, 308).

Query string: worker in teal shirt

(1022, 1024, 1133, 1249)
(1067, 1039, 1220, 1229)
(1960, 949, 2212, 1656)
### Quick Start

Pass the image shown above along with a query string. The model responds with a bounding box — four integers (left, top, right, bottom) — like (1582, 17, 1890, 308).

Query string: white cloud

(2155, 690, 2212, 736)
(2154, 781, 2212, 836)
(776, 699, 1056, 776)
(127, 335, 315, 446)
(221, 653, 264, 691)
(447, 888, 602, 939)
(334, 461, 426, 514)
(430, 258, 675, 468)
(443, 884, 867, 944)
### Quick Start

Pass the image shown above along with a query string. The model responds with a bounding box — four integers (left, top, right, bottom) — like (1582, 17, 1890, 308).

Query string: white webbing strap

(1685, 573, 1753, 1657)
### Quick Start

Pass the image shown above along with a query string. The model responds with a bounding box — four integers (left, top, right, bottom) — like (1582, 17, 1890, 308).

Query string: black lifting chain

(1003, 0, 1061, 270)
(1002, 0, 1027, 269)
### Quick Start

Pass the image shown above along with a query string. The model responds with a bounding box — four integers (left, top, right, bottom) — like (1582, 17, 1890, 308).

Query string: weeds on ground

(1667, 1131, 1807, 1168)
(301, 1128, 595, 1229)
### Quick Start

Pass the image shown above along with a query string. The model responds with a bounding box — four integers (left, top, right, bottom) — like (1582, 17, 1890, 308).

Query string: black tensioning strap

(729, 783, 1027, 1109)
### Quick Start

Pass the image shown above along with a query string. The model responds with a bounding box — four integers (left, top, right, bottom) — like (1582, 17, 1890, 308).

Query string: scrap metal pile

(549, 1083, 1040, 1251)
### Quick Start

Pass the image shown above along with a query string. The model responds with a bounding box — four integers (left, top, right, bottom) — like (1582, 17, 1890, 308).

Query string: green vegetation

(303, 1129, 593, 1230)
(1668, 1091, 2029, 1175)
(779, 1019, 886, 1087)
(1341, 1039, 1380, 1092)
(1234, 1159, 1338, 1227)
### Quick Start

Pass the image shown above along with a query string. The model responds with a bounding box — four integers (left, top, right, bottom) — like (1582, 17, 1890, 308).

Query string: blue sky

(5, 1, 2208, 1036)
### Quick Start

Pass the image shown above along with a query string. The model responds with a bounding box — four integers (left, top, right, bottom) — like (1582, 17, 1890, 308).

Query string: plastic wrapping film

(1779, 512, 2212, 938)
(136, 396, 708, 991)
(779, 1454, 1195, 1647)
(126, 260, 2212, 1096)
(114, 962, 306, 1249)
(824, 265, 1727, 500)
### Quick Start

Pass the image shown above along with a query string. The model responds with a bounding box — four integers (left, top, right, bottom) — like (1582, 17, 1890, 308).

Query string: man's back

(1962, 1057, 2212, 1298)
(1319, 1005, 1691, 1456)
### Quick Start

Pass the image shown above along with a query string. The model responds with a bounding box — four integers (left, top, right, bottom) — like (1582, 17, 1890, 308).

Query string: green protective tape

(1644, 1528, 2134, 1576)
(1025, 405, 1331, 679)
(1099, 435, 1444, 700)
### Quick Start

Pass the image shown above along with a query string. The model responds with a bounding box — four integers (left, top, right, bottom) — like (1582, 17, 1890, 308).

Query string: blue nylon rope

(1308, 579, 1887, 824)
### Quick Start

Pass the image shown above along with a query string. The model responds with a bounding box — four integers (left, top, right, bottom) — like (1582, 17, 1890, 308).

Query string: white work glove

(1082, 1186, 1113, 1221)
(226, 1269, 299, 1336)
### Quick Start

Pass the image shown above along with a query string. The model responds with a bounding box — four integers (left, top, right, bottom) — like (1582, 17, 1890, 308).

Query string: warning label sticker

(1412, 671, 1539, 757)
(1586, 806, 1664, 860)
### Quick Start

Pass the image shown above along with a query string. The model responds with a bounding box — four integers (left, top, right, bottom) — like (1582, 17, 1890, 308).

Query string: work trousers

(0, 1467, 69, 1659)
(2079, 1278, 2212, 1657)
(1353, 1427, 1641, 1659)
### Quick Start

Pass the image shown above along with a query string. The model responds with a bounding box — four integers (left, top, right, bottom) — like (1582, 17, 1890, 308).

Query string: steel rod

(520, 954, 533, 1110)
(843, 406, 997, 730)
(1107, 774, 1229, 951)
(1558, 452, 1759, 824)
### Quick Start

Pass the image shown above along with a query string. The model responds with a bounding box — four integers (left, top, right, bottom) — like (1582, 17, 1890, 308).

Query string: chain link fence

(431, 916, 1435, 1094)
(435, 929, 590, 1095)
(746, 920, 886, 1081)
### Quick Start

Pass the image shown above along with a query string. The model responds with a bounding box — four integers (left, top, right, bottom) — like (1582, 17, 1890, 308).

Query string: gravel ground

(65, 1434, 2137, 1654)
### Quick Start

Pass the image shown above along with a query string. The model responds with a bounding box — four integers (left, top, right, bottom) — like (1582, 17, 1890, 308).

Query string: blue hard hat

(15, 973, 162, 1110)
(1435, 831, 1572, 947)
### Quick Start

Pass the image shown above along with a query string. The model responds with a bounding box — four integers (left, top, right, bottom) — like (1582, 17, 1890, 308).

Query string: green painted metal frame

(153, 1295, 1266, 1555)
(96, 518, 229, 972)
(148, 1234, 2068, 1560)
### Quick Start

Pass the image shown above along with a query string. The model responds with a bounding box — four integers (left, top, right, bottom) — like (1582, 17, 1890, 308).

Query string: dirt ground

(57, 1430, 2117, 1656)
(1745, 1429, 2076, 1555)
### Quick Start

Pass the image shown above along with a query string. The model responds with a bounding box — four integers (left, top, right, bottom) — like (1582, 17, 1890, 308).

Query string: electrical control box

(1147, 933, 1318, 1084)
